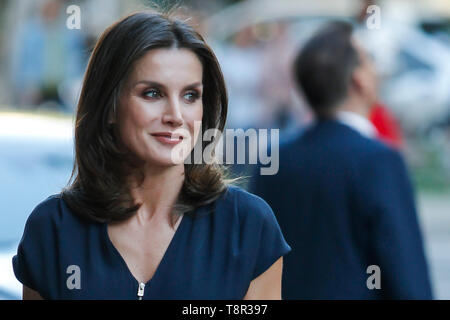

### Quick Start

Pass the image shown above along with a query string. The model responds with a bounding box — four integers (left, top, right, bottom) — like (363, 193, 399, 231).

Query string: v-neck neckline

(103, 213, 187, 287)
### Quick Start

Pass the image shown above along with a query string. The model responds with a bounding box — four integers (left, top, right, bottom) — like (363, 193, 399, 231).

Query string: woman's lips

(150, 133, 183, 145)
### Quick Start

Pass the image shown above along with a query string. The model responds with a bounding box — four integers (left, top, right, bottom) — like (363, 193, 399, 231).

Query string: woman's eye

(184, 91, 200, 103)
(144, 89, 161, 99)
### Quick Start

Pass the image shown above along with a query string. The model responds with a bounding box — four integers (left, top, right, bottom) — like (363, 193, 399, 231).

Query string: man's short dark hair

(293, 21, 360, 117)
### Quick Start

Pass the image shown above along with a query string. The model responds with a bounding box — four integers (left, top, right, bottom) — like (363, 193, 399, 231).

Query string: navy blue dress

(12, 185, 291, 300)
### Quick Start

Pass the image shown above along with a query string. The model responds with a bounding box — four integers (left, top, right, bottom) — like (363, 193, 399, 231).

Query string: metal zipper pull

(137, 282, 145, 300)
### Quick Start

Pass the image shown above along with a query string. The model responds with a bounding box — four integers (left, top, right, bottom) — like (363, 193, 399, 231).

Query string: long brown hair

(61, 11, 230, 226)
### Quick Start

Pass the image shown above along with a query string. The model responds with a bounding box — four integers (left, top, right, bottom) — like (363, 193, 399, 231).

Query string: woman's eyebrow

(133, 80, 203, 90)
(184, 82, 203, 90)
(133, 80, 165, 89)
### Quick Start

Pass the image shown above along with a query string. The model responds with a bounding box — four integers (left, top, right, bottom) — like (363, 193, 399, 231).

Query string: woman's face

(115, 48, 204, 167)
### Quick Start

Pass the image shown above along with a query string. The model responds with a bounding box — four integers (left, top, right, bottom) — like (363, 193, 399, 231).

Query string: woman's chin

(138, 144, 192, 166)
(144, 155, 187, 167)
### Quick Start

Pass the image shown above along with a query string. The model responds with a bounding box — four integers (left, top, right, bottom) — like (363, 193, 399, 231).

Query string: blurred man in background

(250, 21, 433, 299)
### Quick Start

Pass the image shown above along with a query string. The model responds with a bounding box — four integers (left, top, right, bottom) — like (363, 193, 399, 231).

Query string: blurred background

(0, 0, 449, 299)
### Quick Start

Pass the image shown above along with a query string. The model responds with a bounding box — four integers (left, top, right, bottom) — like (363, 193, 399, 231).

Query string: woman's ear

(108, 115, 115, 125)
(108, 104, 117, 125)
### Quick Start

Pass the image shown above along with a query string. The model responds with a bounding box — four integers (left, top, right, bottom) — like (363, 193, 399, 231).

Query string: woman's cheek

(192, 109, 203, 144)
(134, 104, 158, 128)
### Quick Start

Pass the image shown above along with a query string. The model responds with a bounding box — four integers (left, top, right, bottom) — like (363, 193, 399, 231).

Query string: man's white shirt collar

(336, 110, 377, 139)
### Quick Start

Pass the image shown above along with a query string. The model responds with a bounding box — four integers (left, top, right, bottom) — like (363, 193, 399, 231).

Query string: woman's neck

(127, 163, 185, 226)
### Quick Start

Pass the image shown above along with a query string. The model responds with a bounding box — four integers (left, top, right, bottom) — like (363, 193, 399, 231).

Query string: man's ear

(350, 67, 364, 95)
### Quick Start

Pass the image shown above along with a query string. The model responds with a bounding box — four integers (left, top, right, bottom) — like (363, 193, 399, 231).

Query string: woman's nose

(162, 98, 184, 127)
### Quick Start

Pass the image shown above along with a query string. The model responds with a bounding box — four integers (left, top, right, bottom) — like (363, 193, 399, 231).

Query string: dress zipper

(137, 282, 145, 300)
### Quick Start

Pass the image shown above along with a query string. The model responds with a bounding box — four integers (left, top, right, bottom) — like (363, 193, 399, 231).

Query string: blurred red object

(370, 102, 403, 149)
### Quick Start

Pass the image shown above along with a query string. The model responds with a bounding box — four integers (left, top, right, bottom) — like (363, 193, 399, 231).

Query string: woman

(12, 11, 291, 300)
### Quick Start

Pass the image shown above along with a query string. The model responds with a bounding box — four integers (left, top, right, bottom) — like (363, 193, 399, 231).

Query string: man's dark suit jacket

(249, 119, 433, 299)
